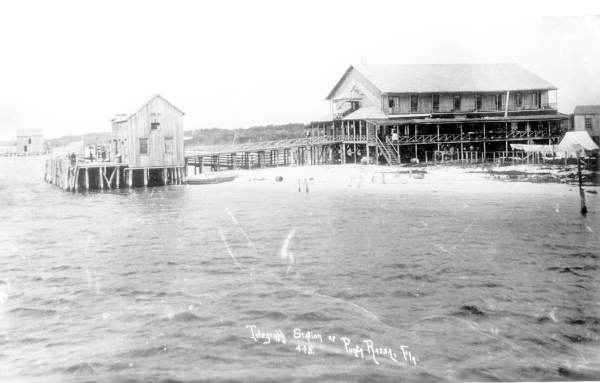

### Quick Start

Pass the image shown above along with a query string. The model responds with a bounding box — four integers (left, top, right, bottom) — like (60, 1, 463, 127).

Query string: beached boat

(186, 174, 237, 185)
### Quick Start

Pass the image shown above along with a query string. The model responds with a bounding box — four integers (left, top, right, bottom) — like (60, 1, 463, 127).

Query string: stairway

(376, 138, 401, 165)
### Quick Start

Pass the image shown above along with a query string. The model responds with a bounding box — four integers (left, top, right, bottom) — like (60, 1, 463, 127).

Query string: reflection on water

(1, 156, 599, 382)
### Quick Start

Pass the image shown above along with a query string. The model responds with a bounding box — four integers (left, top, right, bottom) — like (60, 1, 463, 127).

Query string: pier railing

(185, 135, 342, 157)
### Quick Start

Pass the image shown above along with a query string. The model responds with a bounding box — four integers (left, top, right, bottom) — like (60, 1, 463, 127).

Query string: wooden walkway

(185, 136, 343, 172)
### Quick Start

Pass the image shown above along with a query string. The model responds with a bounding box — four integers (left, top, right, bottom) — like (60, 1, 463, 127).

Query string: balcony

(388, 103, 557, 115)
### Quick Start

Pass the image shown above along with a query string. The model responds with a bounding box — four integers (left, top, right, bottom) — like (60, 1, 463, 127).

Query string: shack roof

(327, 63, 557, 99)
(16, 128, 43, 137)
(573, 105, 600, 115)
(112, 94, 185, 122)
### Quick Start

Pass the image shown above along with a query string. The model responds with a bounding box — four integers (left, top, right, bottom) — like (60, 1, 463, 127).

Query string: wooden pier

(185, 136, 342, 174)
(45, 155, 185, 192)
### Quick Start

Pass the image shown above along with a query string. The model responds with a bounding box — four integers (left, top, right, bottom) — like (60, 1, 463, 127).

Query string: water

(1, 156, 599, 382)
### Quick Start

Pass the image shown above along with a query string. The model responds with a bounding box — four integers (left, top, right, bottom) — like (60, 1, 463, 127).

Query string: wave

(453, 305, 485, 317)
(292, 311, 337, 322)
(242, 309, 288, 321)
(9, 307, 57, 317)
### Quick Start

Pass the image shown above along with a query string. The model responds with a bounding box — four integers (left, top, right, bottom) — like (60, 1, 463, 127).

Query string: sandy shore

(191, 164, 600, 198)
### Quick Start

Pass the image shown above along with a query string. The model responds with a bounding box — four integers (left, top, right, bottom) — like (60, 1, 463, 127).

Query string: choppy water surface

(1, 157, 599, 382)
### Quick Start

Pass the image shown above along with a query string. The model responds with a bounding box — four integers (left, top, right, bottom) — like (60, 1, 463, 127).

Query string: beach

(210, 163, 599, 198)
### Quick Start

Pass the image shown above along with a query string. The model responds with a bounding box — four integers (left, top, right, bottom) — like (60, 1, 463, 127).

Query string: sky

(0, 0, 599, 141)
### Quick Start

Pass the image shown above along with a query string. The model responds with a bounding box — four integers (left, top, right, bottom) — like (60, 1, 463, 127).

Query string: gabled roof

(574, 105, 600, 115)
(112, 94, 185, 122)
(327, 63, 556, 99)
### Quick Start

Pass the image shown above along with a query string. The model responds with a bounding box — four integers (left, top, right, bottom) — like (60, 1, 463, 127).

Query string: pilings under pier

(44, 158, 186, 192)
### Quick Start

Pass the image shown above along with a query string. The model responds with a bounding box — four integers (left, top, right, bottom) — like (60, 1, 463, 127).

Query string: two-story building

(311, 63, 569, 164)
(16, 128, 45, 155)
(111, 94, 185, 186)
(573, 105, 600, 145)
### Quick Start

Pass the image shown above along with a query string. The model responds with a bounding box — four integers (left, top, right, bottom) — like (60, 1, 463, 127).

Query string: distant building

(16, 129, 45, 155)
(110, 94, 185, 168)
(573, 105, 600, 144)
(312, 63, 569, 164)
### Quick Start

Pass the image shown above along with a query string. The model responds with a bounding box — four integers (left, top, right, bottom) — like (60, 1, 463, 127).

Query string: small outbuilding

(16, 128, 45, 155)
(573, 105, 600, 144)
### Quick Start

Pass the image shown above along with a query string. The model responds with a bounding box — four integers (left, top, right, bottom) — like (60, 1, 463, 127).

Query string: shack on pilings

(44, 94, 187, 192)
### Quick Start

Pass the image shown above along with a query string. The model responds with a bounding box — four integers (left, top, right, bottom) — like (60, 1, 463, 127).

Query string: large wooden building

(311, 63, 569, 164)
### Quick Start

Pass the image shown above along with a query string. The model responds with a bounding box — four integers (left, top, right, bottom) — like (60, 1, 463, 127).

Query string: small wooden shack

(111, 94, 186, 186)
(45, 94, 186, 191)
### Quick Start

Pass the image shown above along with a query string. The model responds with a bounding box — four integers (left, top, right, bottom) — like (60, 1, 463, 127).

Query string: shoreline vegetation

(42, 124, 307, 148)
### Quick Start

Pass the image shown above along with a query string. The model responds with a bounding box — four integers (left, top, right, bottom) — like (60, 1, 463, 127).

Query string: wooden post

(98, 167, 103, 189)
(116, 167, 120, 188)
(437, 124, 440, 151)
(459, 124, 464, 163)
(74, 167, 79, 192)
(128, 168, 133, 188)
(85, 168, 89, 190)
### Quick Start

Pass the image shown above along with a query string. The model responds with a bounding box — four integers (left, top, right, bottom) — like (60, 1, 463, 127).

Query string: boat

(186, 174, 237, 185)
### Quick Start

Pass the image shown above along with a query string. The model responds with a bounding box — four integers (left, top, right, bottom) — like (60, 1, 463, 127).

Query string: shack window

(139, 138, 148, 155)
(165, 138, 173, 153)
(410, 95, 418, 113)
(516, 93, 523, 108)
(388, 97, 395, 109)
(453, 95, 461, 111)
(475, 94, 482, 110)
(151, 122, 160, 130)
(432, 94, 440, 112)
(585, 117, 593, 130)
(496, 94, 503, 110)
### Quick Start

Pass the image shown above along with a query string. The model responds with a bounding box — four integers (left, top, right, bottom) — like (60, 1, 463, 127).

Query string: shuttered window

(139, 138, 148, 155)
(165, 138, 173, 153)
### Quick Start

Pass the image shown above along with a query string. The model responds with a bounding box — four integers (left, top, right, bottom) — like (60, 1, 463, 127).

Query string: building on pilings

(310, 63, 570, 165)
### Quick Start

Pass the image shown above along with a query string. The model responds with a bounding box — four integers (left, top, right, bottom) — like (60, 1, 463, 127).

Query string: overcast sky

(0, 0, 599, 140)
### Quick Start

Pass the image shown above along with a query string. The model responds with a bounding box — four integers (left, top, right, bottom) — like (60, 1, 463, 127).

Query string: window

(496, 94, 503, 110)
(28, 138, 32, 144)
(139, 138, 148, 155)
(165, 138, 173, 154)
(410, 95, 419, 113)
(388, 97, 395, 109)
(453, 95, 461, 111)
(475, 94, 482, 111)
(536, 92, 542, 108)
(151, 122, 160, 130)
(432, 94, 440, 112)
(516, 93, 523, 108)
(585, 117, 593, 130)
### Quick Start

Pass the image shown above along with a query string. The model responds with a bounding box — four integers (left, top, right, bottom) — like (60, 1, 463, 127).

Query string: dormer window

(388, 98, 395, 109)
(151, 122, 160, 130)
(475, 94, 482, 111)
